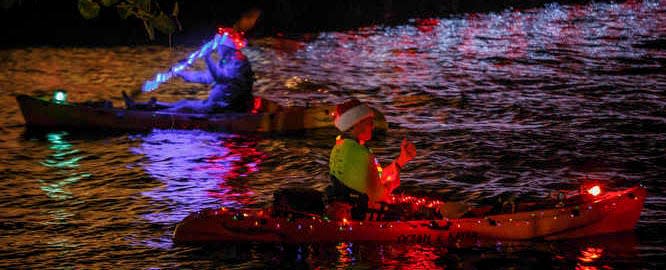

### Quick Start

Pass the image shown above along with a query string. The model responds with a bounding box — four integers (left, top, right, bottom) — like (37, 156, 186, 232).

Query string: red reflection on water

(399, 245, 441, 269)
(578, 247, 604, 263)
(505, 11, 528, 60)
(367, 244, 443, 269)
(135, 130, 268, 224)
(415, 18, 440, 33)
(576, 246, 605, 270)
(567, 234, 638, 270)
(201, 140, 268, 202)
(336, 242, 354, 267)
(459, 11, 528, 61)
(458, 13, 486, 58)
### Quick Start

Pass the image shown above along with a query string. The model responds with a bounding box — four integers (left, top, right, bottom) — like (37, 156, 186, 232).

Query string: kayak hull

(173, 186, 646, 244)
(16, 95, 388, 133)
(174, 208, 450, 244)
(447, 185, 646, 242)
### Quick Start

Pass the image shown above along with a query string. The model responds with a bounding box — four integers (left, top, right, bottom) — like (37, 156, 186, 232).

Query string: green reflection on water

(39, 173, 92, 200)
(40, 132, 83, 169)
(38, 131, 91, 200)
(35, 131, 95, 257)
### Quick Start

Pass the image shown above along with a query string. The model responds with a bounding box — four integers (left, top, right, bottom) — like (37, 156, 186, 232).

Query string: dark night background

(1, 0, 597, 47)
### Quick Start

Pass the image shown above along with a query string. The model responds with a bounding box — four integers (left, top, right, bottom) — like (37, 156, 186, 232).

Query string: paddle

(129, 8, 261, 99)
(141, 33, 230, 93)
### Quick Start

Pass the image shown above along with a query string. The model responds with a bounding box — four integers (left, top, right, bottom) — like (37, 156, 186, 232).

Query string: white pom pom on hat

(334, 98, 375, 132)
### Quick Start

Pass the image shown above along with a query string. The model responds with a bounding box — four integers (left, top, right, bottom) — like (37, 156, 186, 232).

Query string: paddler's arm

(176, 70, 214, 84)
(204, 50, 224, 81)
(366, 153, 390, 202)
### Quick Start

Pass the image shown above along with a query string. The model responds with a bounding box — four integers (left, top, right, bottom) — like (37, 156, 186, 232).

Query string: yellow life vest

(329, 136, 381, 195)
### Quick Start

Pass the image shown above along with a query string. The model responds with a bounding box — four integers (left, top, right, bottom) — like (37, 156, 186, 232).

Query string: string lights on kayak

(174, 184, 644, 243)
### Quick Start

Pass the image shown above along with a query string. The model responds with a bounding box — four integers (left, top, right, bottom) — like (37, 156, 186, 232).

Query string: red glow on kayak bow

(587, 185, 602, 196)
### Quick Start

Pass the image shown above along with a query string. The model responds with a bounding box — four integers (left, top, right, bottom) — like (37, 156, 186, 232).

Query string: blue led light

(142, 34, 228, 92)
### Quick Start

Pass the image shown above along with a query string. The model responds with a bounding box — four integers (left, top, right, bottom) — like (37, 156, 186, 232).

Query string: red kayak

(16, 94, 388, 133)
(173, 185, 646, 244)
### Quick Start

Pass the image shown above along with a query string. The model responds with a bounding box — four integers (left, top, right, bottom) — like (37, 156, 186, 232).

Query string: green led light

(53, 90, 67, 104)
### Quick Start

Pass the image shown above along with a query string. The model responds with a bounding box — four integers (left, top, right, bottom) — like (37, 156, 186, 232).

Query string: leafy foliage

(117, 4, 131, 19)
(101, 0, 121, 7)
(78, 0, 101, 19)
(77, 0, 180, 42)
(152, 12, 176, 35)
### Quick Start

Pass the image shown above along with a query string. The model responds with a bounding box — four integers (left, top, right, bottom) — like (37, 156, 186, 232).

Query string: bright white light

(587, 185, 601, 196)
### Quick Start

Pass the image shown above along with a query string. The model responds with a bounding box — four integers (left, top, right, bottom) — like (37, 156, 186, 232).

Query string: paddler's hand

(396, 138, 416, 167)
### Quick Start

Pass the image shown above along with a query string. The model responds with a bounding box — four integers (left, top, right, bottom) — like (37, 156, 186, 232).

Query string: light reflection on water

(39, 131, 91, 210)
(132, 129, 266, 224)
(0, 0, 664, 268)
(33, 132, 90, 265)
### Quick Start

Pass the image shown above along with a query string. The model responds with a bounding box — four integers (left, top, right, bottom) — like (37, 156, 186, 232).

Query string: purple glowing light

(131, 130, 265, 224)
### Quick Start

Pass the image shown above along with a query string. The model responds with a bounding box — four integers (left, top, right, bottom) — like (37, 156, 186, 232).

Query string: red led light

(217, 27, 247, 49)
(252, 96, 262, 113)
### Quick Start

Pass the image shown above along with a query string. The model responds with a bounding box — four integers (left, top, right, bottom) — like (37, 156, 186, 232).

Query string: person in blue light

(166, 30, 254, 113)
(125, 9, 261, 113)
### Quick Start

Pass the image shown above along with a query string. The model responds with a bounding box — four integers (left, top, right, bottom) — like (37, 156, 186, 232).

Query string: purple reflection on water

(131, 129, 265, 225)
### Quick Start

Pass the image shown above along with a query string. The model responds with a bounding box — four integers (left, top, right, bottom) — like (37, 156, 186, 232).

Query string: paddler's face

(353, 117, 374, 142)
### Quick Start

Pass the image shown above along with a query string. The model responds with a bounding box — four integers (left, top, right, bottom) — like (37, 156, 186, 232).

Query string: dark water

(1, 1, 665, 269)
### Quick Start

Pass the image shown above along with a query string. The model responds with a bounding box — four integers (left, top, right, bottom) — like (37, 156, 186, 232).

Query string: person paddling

(123, 9, 261, 113)
(328, 98, 416, 220)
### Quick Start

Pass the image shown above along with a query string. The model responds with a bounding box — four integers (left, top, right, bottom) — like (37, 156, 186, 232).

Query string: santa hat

(334, 98, 374, 132)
